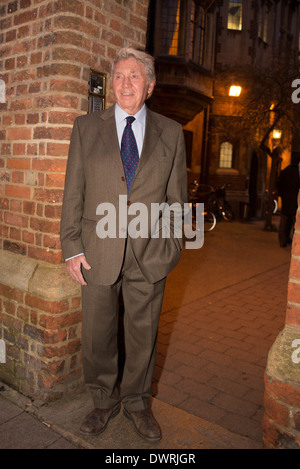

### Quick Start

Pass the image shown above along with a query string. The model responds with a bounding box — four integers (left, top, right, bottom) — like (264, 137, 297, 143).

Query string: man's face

(112, 57, 155, 115)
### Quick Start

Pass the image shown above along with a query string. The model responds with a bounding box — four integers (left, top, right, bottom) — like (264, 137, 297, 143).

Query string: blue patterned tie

(120, 116, 139, 192)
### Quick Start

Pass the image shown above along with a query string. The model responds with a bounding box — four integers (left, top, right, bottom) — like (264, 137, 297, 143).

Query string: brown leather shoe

(124, 407, 162, 442)
(80, 403, 120, 435)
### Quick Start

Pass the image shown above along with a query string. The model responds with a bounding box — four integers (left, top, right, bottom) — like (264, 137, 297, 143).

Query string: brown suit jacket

(60, 104, 188, 285)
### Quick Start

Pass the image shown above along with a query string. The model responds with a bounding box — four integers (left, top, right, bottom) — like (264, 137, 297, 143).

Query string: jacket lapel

(135, 108, 162, 178)
(96, 104, 125, 176)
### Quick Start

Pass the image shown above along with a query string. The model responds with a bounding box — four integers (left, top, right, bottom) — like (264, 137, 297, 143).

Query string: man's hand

(66, 255, 91, 286)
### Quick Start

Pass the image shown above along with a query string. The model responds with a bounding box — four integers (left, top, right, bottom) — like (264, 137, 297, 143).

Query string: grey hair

(111, 48, 156, 85)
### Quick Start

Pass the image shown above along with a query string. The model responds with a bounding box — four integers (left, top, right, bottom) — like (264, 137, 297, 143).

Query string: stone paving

(0, 391, 78, 449)
(154, 263, 289, 444)
(152, 218, 291, 445)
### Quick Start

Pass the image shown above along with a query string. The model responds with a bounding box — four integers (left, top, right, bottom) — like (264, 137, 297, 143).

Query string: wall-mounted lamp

(272, 129, 282, 140)
(229, 85, 242, 97)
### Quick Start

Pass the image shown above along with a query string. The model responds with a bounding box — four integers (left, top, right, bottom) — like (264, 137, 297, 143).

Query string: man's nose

(122, 76, 132, 87)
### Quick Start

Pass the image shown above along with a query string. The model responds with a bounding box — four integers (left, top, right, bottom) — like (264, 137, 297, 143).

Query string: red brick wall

(0, 273, 83, 399)
(0, 0, 149, 264)
(286, 213, 300, 328)
(263, 195, 300, 449)
(0, 0, 149, 400)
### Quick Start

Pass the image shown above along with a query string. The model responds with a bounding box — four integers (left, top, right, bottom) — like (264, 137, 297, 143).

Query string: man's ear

(147, 81, 155, 100)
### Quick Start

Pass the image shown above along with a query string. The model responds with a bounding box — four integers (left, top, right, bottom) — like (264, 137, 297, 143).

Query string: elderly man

(60, 48, 187, 442)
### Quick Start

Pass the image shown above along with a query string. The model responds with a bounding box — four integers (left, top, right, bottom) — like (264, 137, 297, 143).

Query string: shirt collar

(115, 103, 146, 126)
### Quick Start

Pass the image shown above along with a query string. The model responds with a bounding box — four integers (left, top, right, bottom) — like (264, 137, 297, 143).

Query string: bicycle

(188, 180, 234, 229)
(188, 181, 217, 232)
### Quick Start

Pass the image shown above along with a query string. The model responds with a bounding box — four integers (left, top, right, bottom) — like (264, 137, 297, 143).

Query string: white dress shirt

(115, 102, 146, 157)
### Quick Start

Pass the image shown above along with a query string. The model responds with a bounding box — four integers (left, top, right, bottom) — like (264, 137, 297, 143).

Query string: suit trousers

(81, 238, 166, 412)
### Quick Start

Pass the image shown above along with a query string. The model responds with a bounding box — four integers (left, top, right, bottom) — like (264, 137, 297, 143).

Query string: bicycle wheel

(204, 211, 216, 232)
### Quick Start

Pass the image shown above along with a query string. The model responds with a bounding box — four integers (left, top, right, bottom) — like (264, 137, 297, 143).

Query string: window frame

(219, 141, 234, 169)
(159, 0, 187, 57)
(189, 1, 206, 66)
(227, 0, 243, 31)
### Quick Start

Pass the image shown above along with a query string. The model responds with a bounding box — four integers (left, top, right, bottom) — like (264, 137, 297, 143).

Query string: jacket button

(127, 200, 131, 206)
(121, 176, 125, 181)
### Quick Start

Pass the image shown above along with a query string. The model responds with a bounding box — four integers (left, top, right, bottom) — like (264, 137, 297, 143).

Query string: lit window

(227, 0, 242, 31)
(161, 0, 181, 55)
(219, 142, 233, 168)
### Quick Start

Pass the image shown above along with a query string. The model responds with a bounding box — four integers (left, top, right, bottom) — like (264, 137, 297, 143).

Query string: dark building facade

(209, 0, 300, 218)
(147, 0, 217, 183)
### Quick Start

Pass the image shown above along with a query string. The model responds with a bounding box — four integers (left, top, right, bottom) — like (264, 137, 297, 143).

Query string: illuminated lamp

(272, 129, 282, 139)
(229, 85, 242, 97)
